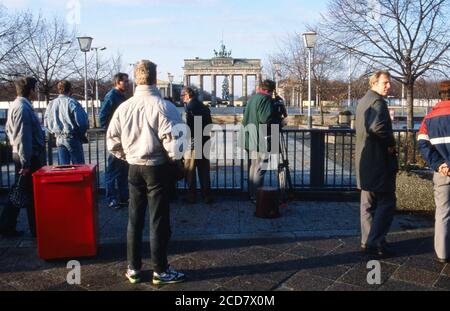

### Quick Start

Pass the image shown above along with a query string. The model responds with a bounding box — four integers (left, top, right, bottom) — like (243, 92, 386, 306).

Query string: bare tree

(268, 33, 310, 112)
(11, 15, 79, 104)
(319, 0, 450, 131)
(0, 7, 34, 82)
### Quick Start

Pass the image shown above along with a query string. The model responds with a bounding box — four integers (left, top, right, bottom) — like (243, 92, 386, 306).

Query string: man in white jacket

(107, 60, 186, 285)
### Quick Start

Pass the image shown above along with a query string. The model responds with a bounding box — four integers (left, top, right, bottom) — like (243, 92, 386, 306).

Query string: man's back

(45, 95, 88, 137)
(107, 86, 182, 166)
(7, 97, 44, 156)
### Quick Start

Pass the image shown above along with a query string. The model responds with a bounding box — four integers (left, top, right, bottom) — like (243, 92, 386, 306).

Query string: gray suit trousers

(433, 172, 450, 260)
(360, 190, 396, 248)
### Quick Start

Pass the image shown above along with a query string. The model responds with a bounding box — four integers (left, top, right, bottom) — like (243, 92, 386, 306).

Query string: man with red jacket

(418, 80, 450, 263)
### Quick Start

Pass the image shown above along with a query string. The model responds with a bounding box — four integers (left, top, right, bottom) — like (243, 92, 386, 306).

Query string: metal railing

(0, 128, 420, 192)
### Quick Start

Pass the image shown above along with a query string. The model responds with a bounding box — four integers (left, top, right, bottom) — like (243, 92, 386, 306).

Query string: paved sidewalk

(0, 195, 448, 291)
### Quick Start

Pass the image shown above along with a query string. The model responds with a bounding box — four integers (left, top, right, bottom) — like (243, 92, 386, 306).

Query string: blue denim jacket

(44, 95, 89, 147)
(99, 88, 126, 129)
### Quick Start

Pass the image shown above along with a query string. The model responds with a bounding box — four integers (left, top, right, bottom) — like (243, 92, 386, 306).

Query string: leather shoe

(361, 244, 395, 258)
(377, 245, 395, 258)
(435, 256, 450, 264)
(0, 229, 24, 238)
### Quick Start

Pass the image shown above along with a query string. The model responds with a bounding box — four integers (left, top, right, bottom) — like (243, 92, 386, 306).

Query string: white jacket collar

(134, 85, 161, 97)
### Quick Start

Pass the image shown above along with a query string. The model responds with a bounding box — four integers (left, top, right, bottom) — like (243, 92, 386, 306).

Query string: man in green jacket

(242, 80, 277, 203)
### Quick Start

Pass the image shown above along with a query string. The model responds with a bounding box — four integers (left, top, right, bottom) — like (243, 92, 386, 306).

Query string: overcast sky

(1, 0, 328, 83)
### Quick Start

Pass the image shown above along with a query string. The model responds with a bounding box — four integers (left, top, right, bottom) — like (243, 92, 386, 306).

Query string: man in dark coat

(355, 70, 398, 257)
(182, 87, 214, 204)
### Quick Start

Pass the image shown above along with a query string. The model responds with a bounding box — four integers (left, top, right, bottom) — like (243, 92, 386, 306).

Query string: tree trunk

(299, 84, 303, 114)
(406, 82, 414, 131)
(404, 82, 415, 165)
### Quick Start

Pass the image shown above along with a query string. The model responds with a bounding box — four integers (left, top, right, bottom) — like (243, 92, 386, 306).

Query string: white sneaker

(125, 268, 141, 284)
(152, 266, 185, 285)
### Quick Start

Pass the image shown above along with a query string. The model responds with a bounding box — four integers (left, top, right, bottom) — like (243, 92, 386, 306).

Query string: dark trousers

(127, 163, 171, 274)
(0, 153, 44, 236)
(184, 149, 212, 199)
(360, 190, 396, 248)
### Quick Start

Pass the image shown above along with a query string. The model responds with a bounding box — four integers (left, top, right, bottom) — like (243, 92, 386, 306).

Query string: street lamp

(168, 73, 174, 99)
(348, 48, 353, 108)
(77, 36, 93, 127)
(91, 46, 107, 115)
(303, 31, 317, 129)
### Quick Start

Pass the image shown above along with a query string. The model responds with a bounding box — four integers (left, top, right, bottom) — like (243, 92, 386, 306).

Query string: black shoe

(360, 243, 368, 252)
(0, 229, 24, 238)
(375, 245, 396, 258)
(435, 256, 450, 264)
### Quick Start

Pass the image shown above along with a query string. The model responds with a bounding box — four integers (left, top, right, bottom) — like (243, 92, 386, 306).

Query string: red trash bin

(33, 164, 98, 260)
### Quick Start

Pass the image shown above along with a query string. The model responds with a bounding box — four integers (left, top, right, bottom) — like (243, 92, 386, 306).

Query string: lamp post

(348, 48, 352, 108)
(91, 46, 106, 114)
(303, 31, 317, 129)
(77, 36, 93, 127)
(168, 73, 174, 99)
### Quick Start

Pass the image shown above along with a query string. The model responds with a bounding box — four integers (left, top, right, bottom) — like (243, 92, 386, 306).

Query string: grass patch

(396, 170, 435, 217)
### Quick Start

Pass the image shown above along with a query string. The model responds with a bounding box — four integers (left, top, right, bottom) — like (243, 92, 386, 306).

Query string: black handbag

(8, 175, 31, 209)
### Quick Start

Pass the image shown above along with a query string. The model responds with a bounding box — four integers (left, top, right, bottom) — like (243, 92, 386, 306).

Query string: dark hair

(113, 73, 129, 86)
(259, 79, 276, 92)
(57, 80, 72, 95)
(182, 86, 197, 99)
(14, 76, 37, 98)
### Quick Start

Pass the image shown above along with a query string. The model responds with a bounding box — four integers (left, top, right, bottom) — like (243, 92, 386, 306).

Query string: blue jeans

(127, 163, 171, 273)
(105, 153, 129, 203)
(57, 138, 85, 165)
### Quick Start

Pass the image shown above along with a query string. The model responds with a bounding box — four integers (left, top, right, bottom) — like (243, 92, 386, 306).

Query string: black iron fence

(0, 128, 420, 192)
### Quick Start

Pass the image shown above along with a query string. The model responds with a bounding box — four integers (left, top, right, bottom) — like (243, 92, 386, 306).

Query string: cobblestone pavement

(0, 195, 448, 291)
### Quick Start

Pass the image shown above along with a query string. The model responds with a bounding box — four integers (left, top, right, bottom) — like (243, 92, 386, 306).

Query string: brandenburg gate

(183, 44, 262, 106)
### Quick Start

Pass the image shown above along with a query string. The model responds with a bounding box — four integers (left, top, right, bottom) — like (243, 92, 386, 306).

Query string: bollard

(310, 130, 325, 188)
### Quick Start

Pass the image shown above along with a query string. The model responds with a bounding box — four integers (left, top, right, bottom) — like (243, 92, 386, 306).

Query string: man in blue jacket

(99, 73, 130, 210)
(418, 80, 450, 263)
(45, 80, 89, 164)
(0, 77, 45, 237)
